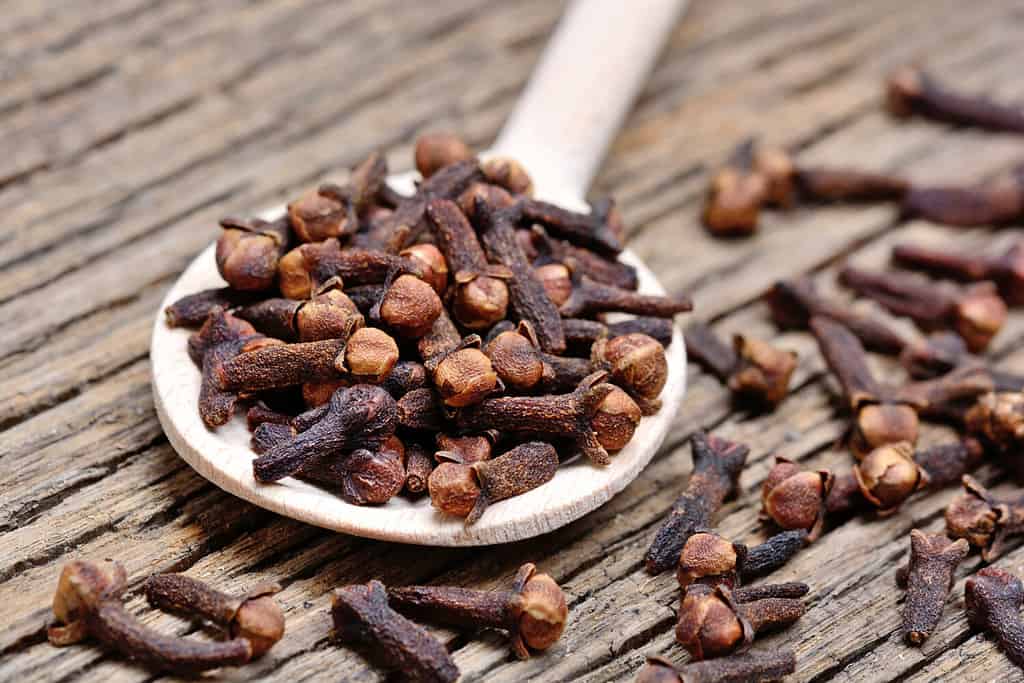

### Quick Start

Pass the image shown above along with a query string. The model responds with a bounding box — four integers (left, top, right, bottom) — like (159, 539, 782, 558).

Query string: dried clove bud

(897, 530, 969, 646)
(431, 337, 500, 408)
(854, 441, 926, 514)
(529, 224, 639, 290)
(599, 333, 669, 415)
(404, 442, 435, 494)
(901, 170, 1024, 228)
(216, 216, 291, 291)
(48, 560, 253, 673)
(702, 139, 768, 236)
(675, 584, 804, 660)
(252, 422, 296, 454)
(475, 198, 567, 353)
(397, 388, 445, 432)
(401, 243, 449, 295)
(754, 145, 908, 205)
(252, 385, 396, 483)
(288, 188, 355, 243)
(426, 198, 510, 329)
(893, 241, 1024, 306)
(414, 132, 474, 178)
(340, 327, 400, 382)
(380, 360, 429, 399)
(563, 316, 675, 350)
(484, 325, 549, 392)
(636, 649, 797, 683)
(435, 433, 494, 465)
(519, 197, 623, 256)
(237, 287, 364, 342)
(731, 582, 810, 603)
(165, 288, 260, 328)
(373, 272, 443, 338)
(742, 529, 809, 580)
(644, 431, 749, 574)
(887, 65, 1024, 134)
(482, 156, 534, 196)
(457, 181, 516, 219)
(591, 386, 642, 451)
(839, 266, 1007, 352)
(300, 435, 406, 505)
(387, 563, 567, 659)
(455, 372, 617, 465)
(560, 270, 693, 320)
(966, 392, 1024, 451)
(144, 574, 285, 657)
(535, 262, 573, 306)
(428, 442, 558, 523)
(676, 532, 746, 589)
(964, 567, 1024, 670)
(332, 580, 459, 683)
(761, 457, 832, 540)
(278, 238, 422, 299)
(684, 322, 797, 407)
(946, 475, 1024, 561)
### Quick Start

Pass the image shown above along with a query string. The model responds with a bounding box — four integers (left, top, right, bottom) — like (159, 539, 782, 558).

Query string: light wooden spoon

(151, 0, 689, 545)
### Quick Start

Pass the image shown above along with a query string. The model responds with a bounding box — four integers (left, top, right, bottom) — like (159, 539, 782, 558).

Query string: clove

(414, 132, 474, 178)
(401, 243, 449, 295)
(289, 151, 386, 242)
(455, 371, 619, 465)
(528, 225, 639, 290)
(901, 169, 1024, 227)
(675, 530, 806, 589)
(165, 288, 260, 328)
(964, 567, 1024, 670)
(372, 271, 443, 338)
(887, 65, 1024, 134)
(839, 265, 1007, 352)
(702, 139, 767, 237)
(300, 435, 407, 505)
(252, 384, 396, 483)
(236, 286, 364, 342)
(48, 560, 253, 674)
(519, 197, 623, 256)
(675, 583, 804, 660)
(755, 145, 909, 205)
(731, 582, 810, 603)
(331, 580, 459, 683)
(431, 336, 501, 408)
(893, 241, 1024, 305)
(684, 322, 798, 407)
(397, 388, 446, 432)
(761, 457, 831, 540)
(482, 156, 534, 196)
(387, 562, 567, 659)
(404, 442, 435, 494)
(946, 475, 1024, 561)
(143, 573, 285, 657)
(428, 442, 558, 523)
(636, 650, 796, 683)
(215, 216, 292, 291)
(897, 530, 969, 646)
(965, 391, 1024, 451)
(560, 270, 693, 320)
(426, 198, 510, 330)
(380, 360, 429, 399)
(277, 238, 423, 300)
(476, 197, 567, 353)
(644, 431, 749, 574)
(742, 530, 809, 580)
(563, 316, 675, 351)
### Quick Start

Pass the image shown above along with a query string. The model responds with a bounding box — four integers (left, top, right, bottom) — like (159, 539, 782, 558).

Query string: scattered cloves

(332, 580, 459, 683)
(946, 475, 1024, 561)
(684, 322, 797, 407)
(644, 431, 749, 574)
(387, 562, 567, 659)
(965, 567, 1024, 670)
(143, 573, 285, 657)
(893, 241, 1024, 305)
(897, 530, 969, 646)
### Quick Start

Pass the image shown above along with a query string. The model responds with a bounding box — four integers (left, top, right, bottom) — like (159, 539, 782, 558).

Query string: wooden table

(3, 1, 1024, 680)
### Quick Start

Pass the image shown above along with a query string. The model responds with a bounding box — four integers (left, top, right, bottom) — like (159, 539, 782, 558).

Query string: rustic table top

(4, 1, 1024, 681)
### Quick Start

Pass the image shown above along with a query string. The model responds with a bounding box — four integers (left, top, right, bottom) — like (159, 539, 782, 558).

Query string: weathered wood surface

(3, 1, 1024, 681)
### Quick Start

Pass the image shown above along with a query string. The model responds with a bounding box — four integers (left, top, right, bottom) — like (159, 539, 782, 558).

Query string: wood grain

(3, 0, 1024, 681)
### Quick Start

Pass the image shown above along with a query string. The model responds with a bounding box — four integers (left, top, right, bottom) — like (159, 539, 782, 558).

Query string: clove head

(401, 244, 449, 295)
(753, 145, 797, 208)
(945, 476, 1003, 557)
(676, 532, 743, 589)
(436, 433, 494, 465)
(515, 566, 568, 653)
(953, 284, 1006, 352)
(599, 333, 668, 408)
(457, 182, 515, 218)
(851, 403, 919, 460)
(336, 436, 407, 505)
(231, 593, 286, 658)
(885, 66, 924, 118)
(49, 560, 128, 645)
(296, 288, 364, 342)
(428, 462, 481, 517)
(590, 386, 642, 451)
(339, 327, 399, 382)
(215, 220, 286, 291)
(728, 335, 798, 406)
(453, 275, 510, 330)
(378, 274, 443, 338)
(287, 188, 351, 242)
(854, 441, 924, 513)
(675, 584, 750, 660)
(482, 157, 534, 196)
(965, 391, 1024, 450)
(702, 167, 767, 237)
(761, 457, 831, 540)
(535, 263, 573, 307)
(433, 347, 499, 407)
(485, 327, 545, 392)
(414, 132, 474, 178)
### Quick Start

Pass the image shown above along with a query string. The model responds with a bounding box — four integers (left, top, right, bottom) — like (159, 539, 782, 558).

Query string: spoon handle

(489, 0, 688, 208)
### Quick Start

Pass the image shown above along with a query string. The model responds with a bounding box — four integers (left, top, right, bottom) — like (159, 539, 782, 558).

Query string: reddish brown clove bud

(432, 337, 500, 408)
(400, 243, 449, 295)
(435, 433, 494, 465)
(375, 273, 443, 338)
(278, 238, 423, 299)
(457, 181, 516, 219)
(676, 532, 745, 589)
(301, 435, 406, 505)
(215, 216, 291, 291)
(591, 386, 642, 451)
(428, 442, 558, 523)
(535, 263, 573, 306)
(387, 563, 567, 659)
(529, 224, 639, 290)
(887, 65, 1024, 134)
(702, 139, 768, 237)
(964, 567, 1024, 670)
(237, 287, 364, 343)
(898, 530, 969, 646)
(761, 457, 832, 540)
(966, 391, 1024, 451)
(854, 441, 926, 514)
(482, 156, 534, 196)
(946, 475, 1024, 561)
(599, 333, 669, 415)
(560, 271, 693, 320)
(685, 322, 796, 408)
(893, 241, 1024, 306)
(754, 146, 908, 205)
(165, 288, 261, 328)
(414, 132, 474, 178)
(288, 188, 355, 243)
(404, 442, 434, 495)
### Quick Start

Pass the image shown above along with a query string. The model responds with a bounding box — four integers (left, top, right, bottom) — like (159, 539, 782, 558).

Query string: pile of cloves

(167, 132, 692, 520)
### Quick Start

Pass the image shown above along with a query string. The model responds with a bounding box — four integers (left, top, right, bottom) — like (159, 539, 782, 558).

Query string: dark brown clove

(519, 197, 623, 256)
(380, 360, 429, 399)
(636, 649, 797, 683)
(300, 435, 406, 505)
(404, 442, 435, 494)
(331, 580, 459, 683)
(887, 65, 1024, 134)
(246, 401, 293, 431)
(685, 322, 797, 407)
(893, 241, 1024, 306)
(455, 372, 617, 466)
(676, 532, 746, 590)
(216, 216, 292, 291)
(143, 573, 285, 657)
(387, 563, 567, 659)
(482, 157, 534, 196)
(529, 225, 639, 290)
(761, 457, 832, 541)
(435, 433, 494, 465)
(165, 288, 261, 328)
(290, 151, 386, 242)
(476, 198, 567, 353)
(428, 442, 558, 523)
(48, 560, 253, 673)
(897, 530, 969, 646)
(431, 336, 500, 408)
(236, 287, 364, 342)
(966, 391, 1024, 451)
(563, 316, 675, 351)
(372, 272, 443, 338)
(560, 271, 692, 320)
(901, 170, 1024, 227)
(397, 388, 445, 432)
(731, 582, 810, 603)
(252, 385, 396, 483)
(598, 333, 669, 415)
(401, 243, 449, 295)
(278, 238, 423, 299)
(414, 132, 474, 178)
(964, 567, 1024, 670)
(644, 431, 749, 574)
(702, 139, 768, 237)
(190, 308, 282, 428)
(675, 584, 804, 660)
(251, 422, 295, 454)
(946, 475, 1024, 561)
(591, 386, 643, 451)
(839, 265, 1007, 352)
(741, 530, 809, 580)
(426, 198, 510, 330)
(754, 145, 908, 205)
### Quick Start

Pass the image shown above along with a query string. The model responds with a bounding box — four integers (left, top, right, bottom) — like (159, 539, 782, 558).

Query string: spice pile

(164, 132, 691, 522)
